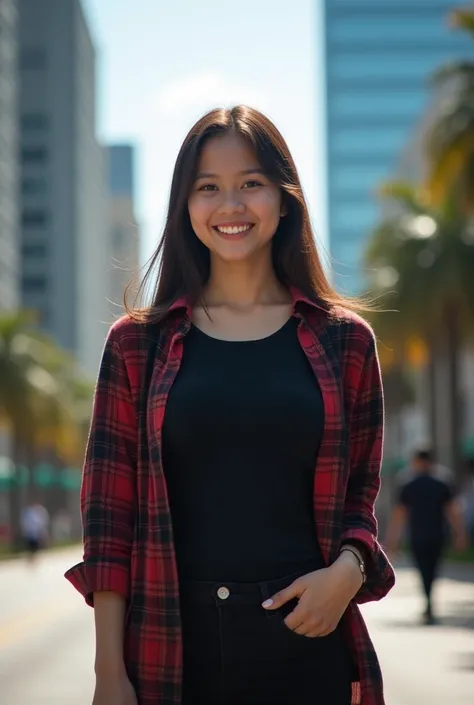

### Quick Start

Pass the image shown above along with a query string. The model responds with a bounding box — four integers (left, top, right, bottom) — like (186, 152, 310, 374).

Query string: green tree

(425, 7, 474, 206)
(0, 313, 89, 547)
(365, 183, 474, 478)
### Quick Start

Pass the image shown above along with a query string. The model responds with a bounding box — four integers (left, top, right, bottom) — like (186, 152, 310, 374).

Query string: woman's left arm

(341, 327, 395, 604)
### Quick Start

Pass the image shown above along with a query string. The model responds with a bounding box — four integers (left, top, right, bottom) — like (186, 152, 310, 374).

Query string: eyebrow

(195, 168, 266, 180)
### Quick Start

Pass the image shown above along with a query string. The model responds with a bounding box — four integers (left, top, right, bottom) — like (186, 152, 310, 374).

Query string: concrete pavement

(0, 547, 472, 704)
(362, 561, 474, 705)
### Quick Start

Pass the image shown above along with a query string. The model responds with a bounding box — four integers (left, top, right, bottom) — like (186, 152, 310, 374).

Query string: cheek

(251, 191, 281, 227)
(188, 197, 212, 232)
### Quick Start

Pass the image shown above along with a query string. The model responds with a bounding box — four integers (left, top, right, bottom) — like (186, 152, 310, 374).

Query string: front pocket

(266, 598, 343, 655)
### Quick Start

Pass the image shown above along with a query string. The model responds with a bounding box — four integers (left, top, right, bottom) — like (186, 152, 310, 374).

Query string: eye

(198, 183, 218, 192)
(242, 180, 263, 189)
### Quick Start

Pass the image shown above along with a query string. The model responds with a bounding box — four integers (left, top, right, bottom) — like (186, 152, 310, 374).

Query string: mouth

(212, 223, 255, 239)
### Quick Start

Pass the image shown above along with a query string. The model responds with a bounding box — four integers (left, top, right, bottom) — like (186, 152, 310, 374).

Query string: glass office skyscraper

(323, 0, 472, 293)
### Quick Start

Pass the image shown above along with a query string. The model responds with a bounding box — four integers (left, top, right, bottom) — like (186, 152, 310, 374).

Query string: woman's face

(188, 133, 284, 263)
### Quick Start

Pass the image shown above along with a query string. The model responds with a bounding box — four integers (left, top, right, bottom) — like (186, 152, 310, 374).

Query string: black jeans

(180, 568, 354, 705)
(410, 539, 444, 609)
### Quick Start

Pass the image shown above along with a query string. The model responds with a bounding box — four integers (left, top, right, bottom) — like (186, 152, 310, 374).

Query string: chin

(209, 237, 272, 265)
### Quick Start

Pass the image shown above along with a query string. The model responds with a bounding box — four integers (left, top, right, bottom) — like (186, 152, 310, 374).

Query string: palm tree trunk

(446, 304, 463, 486)
(426, 334, 438, 455)
(427, 342, 438, 449)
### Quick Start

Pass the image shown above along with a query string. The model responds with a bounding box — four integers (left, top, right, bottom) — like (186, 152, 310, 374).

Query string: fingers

(262, 578, 303, 610)
(285, 604, 337, 637)
(284, 603, 306, 632)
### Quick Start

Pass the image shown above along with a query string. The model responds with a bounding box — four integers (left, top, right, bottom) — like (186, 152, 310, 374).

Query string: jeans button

(217, 586, 230, 600)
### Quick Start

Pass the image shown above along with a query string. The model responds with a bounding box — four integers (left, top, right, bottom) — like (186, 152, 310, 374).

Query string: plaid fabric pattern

(65, 288, 395, 705)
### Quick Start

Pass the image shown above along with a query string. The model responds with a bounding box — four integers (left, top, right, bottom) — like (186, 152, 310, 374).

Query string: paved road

(0, 547, 473, 704)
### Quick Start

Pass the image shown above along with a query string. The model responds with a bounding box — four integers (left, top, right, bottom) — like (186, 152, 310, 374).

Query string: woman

(66, 105, 395, 705)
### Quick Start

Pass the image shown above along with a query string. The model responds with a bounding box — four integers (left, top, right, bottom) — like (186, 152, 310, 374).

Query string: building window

(21, 147, 48, 164)
(21, 113, 49, 131)
(22, 276, 47, 294)
(22, 242, 48, 258)
(22, 177, 48, 195)
(20, 47, 47, 70)
(22, 209, 49, 227)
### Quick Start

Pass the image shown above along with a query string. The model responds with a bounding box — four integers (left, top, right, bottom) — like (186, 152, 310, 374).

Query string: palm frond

(449, 8, 474, 36)
(431, 60, 474, 87)
(364, 185, 474, 345)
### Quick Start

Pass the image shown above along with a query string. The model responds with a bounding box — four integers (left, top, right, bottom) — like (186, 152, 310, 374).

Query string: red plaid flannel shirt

(65, 288, 395, 704)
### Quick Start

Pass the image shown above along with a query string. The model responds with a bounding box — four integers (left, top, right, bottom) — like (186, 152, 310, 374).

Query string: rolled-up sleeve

(342, 329, 395, 604)
(64, 323, 137, 607)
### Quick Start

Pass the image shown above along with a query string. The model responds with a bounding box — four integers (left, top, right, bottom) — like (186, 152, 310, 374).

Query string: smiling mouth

(213, 223, 255, 236)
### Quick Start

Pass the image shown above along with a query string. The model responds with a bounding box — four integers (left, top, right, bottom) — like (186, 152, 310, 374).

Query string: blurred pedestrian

(387, 449, 468, 624)
(65, 106, 395, 705)
(20, 500, 50, 564)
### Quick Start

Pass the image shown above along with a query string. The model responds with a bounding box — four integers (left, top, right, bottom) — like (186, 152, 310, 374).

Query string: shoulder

(106, 313, 170, 353)
(328, 307, 376, 345)
(322, 306, 377, 366)
(431, 475, 453, 493)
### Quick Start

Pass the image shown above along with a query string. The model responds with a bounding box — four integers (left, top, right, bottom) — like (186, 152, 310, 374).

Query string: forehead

(197, 133, 260, 172)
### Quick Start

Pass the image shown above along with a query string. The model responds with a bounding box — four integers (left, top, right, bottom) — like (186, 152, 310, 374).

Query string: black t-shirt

(399, 474, 454, 543)
(162, 317, 326, 582)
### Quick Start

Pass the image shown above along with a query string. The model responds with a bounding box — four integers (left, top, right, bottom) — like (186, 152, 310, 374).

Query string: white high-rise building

(19, 0, 108, 377)
(0, 0, 20, 310)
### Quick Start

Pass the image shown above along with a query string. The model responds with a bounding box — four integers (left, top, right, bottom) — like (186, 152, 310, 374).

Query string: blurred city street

(2, 1, 474, 704)
(0, 547, 472, 705)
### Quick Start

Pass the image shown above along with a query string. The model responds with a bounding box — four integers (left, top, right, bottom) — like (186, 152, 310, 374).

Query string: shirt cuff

(64, 560, 130, 607)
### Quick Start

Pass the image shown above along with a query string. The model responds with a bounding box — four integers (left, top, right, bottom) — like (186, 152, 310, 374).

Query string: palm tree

(0, 313, 81, 547)
(425, 6, 474, 207)
(365, 183, 474, 479)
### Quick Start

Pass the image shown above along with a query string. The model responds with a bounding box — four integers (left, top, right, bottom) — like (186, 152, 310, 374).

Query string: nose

(216, 189, 246, 215)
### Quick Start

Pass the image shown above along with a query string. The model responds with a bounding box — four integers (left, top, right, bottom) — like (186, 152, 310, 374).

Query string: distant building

(106, 145, 140, 317)
(0, 0, 20, 310)
(18, 0, 108, 377)
(323, 0, 472, 293)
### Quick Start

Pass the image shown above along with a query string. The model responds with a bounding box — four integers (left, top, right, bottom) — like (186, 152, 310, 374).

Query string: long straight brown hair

(125, 105, 368, 323)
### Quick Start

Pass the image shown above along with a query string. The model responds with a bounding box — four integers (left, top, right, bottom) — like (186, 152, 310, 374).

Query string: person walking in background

(65, 106, 395, 705)
(20, 500, 50, 564)
(387, 449, 468, 624)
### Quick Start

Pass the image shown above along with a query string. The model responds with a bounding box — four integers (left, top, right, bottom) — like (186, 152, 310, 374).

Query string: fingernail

(262, 599, 273, 608)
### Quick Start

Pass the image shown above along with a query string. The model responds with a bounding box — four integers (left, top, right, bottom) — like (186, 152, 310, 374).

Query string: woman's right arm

(64, 323, 139, 702)
(93, 592, 127, 678)
(92, 593, 137, 704)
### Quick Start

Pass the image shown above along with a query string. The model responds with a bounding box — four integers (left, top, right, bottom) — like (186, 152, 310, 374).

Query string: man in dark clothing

(387, 449, 468, 624)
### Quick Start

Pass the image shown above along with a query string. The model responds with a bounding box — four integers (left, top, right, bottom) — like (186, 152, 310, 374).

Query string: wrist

(94, 660, 128, 680)
(332, 551, 364, 593)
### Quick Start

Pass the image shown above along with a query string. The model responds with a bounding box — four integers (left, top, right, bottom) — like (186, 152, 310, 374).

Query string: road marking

(0, 601, 78, 649)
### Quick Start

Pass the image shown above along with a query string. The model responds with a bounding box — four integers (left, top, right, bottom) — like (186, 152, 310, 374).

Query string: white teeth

(216, 224, 252, 235)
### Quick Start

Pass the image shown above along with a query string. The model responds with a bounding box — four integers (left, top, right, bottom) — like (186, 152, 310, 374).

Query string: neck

(204, 252, 290, 309)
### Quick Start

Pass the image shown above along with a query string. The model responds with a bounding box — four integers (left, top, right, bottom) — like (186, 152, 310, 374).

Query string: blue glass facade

(107, 144, 135, 198)
(323, 0, 472, 293)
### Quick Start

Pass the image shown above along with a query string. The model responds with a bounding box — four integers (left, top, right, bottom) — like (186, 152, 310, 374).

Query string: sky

(81, 0, 327, 264)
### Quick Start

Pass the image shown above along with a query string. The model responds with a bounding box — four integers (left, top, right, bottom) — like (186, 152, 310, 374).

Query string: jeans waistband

(179, 562, 320, 607)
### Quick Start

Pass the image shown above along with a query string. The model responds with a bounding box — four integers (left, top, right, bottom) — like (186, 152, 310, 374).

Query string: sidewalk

(394, 553, 474, 583)
(0, 541, 81, 563)
(362, 563, 474, 705)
